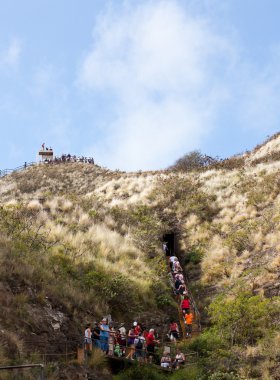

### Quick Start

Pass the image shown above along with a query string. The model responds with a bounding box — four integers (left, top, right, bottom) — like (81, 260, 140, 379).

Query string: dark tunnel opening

(162, 232, 175, 256)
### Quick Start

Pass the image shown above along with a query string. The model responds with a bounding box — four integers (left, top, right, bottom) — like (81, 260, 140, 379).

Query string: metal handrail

(0, 364, 44, 380)
(167, 256, 202, 334)
(0, 162, 36, 177)
(183, 272, 202, 331)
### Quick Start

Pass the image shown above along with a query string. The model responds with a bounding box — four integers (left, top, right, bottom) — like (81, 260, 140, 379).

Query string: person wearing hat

(134, 322, 142, 336)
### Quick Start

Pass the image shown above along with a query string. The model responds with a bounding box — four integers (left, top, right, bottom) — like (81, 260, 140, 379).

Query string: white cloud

(78, 0, 280, 170)
(1, 38, 22, 67)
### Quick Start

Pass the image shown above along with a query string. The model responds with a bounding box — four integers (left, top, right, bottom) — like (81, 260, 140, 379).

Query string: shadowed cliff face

(0, 134, 280, 379)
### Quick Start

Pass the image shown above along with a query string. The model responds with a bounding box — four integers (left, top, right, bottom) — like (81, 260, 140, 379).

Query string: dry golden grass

(1, 134, 280, 299)
(247, 134, 280, 163)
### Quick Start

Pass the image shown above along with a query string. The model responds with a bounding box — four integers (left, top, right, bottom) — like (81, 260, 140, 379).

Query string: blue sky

(1, 0, 280, 171)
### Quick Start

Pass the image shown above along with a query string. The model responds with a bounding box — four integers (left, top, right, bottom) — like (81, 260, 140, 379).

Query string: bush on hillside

(114, 364, 167, 380)
(170, 151, 217, 172)
(152, 176, 219, 222)
(184, 247, 203, 265)
(0, 203, 54, 255)
(208, 372, 245, 380)
(225, 220, 257, 255)
(209, 291, 277, 346)
(210, 156, 245, 170)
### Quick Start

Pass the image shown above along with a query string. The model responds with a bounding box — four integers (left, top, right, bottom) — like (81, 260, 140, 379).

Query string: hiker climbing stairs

(166, 248, 201, 342)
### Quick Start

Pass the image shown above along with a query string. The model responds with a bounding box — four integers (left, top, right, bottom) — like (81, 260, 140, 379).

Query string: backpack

(135, 337, 143, 349)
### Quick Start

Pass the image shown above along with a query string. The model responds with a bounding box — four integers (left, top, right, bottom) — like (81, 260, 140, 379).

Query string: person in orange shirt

(185, 311, 193, 338)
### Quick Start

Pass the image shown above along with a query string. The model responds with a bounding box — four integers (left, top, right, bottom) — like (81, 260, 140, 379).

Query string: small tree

(209, 291, 276, 346)
(170, 150, 217, 172)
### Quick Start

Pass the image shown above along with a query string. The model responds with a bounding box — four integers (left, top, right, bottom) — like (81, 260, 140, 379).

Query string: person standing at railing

(126, 324, 136, 360)
(118, 323, 126, 352)
(134, 321, 142, 336)
(84, 324, 92, 352)
(108, 324, 116, 356)
(146, 329, 159, 363)
(100, 318, 109, 353)
(134, 331, 146, 362)
(92, 322, 101, 349)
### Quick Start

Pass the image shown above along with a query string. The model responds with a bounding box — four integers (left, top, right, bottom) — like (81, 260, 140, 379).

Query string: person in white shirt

(84, 324, 92, 351)
(169, 255, 177, 270)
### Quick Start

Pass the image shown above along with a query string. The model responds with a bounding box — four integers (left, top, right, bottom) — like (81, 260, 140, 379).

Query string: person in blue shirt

(99, 318, 110, 353)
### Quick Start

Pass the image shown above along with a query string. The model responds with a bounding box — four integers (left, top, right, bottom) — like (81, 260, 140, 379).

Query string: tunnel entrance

(163, 232, 176, 256)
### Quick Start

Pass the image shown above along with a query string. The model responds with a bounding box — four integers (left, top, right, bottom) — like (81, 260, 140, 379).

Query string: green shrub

(188, 330, 224, 357)
(208, 371, 244, 380)
(170, 365, 204, 380)
(225, 220, 257, 254)
(88, 209, 99, 219)
(209, 291, 276, 346)
(185, 247, 203, 265)
(49, 253, 79, 279)
(83, 270, 138, 314)
(114, 364, 167, 380)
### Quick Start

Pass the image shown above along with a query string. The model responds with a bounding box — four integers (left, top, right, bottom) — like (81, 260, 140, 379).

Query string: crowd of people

(40, 144, 95, 164)
(42, 154, 95, 164)
(85, 320, 159, 363)
(83, 242, 195, 370)
(84, 318, 187, 369)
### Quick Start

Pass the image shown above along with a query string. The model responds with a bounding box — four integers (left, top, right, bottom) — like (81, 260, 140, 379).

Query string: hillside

(0, 135, 280, 379)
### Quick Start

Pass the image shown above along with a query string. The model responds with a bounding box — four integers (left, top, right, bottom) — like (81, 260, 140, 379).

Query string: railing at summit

(0, 162, 36, 177)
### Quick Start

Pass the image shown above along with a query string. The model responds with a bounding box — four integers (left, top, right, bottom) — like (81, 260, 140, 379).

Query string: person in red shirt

(146, 329, 159, 363)
(169, 320, 179, 341)
(134, 321, 142, 336)
(181, 295, 190, 315)
(142, 326, 149, 339)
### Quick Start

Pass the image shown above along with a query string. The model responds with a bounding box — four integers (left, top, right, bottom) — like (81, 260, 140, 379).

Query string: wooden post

(77, 347, 84, 364)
